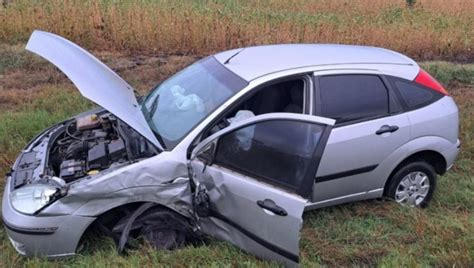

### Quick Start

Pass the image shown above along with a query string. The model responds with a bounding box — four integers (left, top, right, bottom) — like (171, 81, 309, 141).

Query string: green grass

(420, 62, 474, 85)
(0, 87, 93, 165)
(0, 44, 46, 75)
(0, 61, 472, 267)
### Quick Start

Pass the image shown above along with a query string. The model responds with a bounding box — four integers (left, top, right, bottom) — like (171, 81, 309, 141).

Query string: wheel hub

(395, 171, 430, 207)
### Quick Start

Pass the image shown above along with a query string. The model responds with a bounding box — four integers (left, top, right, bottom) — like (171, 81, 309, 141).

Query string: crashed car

(2, 31, 459, 265)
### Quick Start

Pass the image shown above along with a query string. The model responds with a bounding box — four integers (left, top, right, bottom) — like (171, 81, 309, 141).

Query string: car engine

(48, 113, 157, 182)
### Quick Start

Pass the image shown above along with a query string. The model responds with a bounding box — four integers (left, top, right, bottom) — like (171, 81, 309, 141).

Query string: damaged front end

(49, 111, 157, 184)
(8, 109, 158, 217)
(12, 111, 157, 191)
(3, 30, 200, 257)
(3, 113, 198, 256)
(95, 202, 201, 252)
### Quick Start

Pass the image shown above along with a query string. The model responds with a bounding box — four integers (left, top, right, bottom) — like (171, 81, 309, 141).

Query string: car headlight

(10, 184, 59, 214)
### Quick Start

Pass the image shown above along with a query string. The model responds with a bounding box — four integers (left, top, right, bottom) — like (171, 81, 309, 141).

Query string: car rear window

(318, 75, 389, 124)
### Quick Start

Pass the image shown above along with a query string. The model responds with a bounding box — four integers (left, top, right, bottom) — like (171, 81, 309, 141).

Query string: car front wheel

(386, 161, 437, 208)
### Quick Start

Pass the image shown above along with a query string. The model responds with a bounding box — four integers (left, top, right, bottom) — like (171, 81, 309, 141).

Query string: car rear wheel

(386, 161, 437, 208)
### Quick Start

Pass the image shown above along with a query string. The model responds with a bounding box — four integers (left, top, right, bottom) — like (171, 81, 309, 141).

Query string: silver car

(2, 31, 460, 266)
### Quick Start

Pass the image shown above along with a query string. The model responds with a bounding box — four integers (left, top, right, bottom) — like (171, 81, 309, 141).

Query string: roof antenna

(224, 48, 244, 65)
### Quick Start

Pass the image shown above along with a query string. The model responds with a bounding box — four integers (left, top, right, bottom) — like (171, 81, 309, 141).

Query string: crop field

(0, 0, 473, 60)
(0, 0, 473, 267)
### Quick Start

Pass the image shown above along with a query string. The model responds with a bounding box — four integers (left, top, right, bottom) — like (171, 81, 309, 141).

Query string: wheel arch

(383, 150, 446, 195)
(71, 183, 196, 254)
(77, 200, 194, 253)
(77, 201, 147, 248)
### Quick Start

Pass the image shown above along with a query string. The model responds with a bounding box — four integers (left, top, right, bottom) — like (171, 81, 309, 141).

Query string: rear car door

(189, 113, 334, 266)
(310, 71, 410, 206)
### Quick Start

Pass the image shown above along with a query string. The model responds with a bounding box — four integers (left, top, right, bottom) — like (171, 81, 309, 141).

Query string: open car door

(189, 113, 334, 266)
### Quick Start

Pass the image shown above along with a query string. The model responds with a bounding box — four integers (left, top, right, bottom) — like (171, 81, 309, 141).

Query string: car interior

(204, 79, 305, 138)
(238, 79, 305, 115)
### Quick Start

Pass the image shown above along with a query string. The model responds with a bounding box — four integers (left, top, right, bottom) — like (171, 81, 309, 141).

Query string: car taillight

(414, 69, 448, 95)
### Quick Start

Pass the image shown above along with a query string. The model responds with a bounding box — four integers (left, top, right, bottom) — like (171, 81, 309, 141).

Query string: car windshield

(142, 56, 248, 150)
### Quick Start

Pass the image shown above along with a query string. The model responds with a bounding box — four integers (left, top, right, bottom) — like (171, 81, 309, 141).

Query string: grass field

(0, 45, 473, 266)
(0, 0, 473, 266)
(0, 0, 472, 60)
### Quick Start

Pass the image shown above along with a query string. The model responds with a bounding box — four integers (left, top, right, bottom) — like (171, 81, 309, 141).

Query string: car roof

(214, 44, 418, 81)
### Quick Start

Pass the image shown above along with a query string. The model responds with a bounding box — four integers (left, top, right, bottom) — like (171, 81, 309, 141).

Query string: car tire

(386, 161, 437, 208)
(141, 226, 187, 250)
(134, 207, 194, 250)
(112, 204, 197, 252)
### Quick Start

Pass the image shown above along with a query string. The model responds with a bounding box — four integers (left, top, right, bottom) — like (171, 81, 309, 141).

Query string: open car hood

(26, 30, 162, 149)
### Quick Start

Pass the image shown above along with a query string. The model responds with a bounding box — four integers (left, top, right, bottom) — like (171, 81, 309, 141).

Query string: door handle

(376, 125, 399, 135)
(257, 199, 288, 216)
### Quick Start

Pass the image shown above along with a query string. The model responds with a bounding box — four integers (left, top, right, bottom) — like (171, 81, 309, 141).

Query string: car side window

(318, 75, 389, 124)
(388, 77, 443, 110)
(213, 119, 324, 193)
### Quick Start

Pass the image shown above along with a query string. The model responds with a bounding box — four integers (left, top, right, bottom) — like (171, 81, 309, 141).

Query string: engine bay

(48, 112, 157, 182)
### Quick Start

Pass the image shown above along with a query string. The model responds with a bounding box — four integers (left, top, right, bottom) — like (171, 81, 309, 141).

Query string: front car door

(188, 113, 334, 266)
(310, 70, 410, 207)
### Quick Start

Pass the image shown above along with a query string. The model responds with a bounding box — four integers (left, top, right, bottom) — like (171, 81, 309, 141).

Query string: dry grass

(0, 0, 472, 60)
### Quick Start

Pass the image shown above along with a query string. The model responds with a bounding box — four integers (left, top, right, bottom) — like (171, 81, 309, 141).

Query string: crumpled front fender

(40, 152, 194, 219)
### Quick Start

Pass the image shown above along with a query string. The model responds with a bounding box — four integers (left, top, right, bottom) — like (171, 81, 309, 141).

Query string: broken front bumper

(2, 176, 95, 257)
